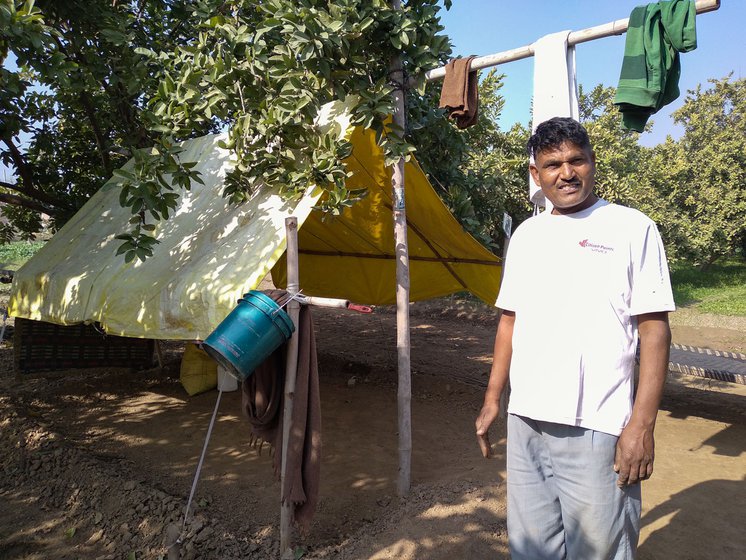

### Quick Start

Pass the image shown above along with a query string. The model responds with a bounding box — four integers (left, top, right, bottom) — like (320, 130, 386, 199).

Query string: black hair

(526, 117, 591, 158)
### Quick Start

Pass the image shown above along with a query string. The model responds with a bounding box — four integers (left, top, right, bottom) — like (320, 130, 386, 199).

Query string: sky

(437, 0, 745, 146)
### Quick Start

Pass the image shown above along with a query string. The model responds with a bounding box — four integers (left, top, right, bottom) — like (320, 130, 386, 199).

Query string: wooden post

(390, 0, 412, 498)
(280, 216, 301, 557)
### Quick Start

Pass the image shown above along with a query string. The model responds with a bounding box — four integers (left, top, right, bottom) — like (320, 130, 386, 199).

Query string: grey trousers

(507, 414, 641, 560)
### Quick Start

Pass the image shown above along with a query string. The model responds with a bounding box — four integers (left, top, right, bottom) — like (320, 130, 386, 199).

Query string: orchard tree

(408, 69, 531, 251)
(101, 0, 455, 261)
(578, 78, 746, 268)
(0, 0, 215, 244)
(579, 84, 651, 206)
(664, 75, 746, 267)
(1, 0, 480, 262)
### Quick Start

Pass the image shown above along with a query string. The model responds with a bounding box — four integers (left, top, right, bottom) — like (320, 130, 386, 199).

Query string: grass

(0, 240, 45, 270)
(0, 241, 46, 298)
(670, 259, 746, 316)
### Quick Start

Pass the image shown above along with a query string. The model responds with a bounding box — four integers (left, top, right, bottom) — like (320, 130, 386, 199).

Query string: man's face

(529, 141, 597, 215)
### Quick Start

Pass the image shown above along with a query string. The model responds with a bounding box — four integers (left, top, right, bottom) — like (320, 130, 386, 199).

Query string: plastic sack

(179, 343, 217, 396)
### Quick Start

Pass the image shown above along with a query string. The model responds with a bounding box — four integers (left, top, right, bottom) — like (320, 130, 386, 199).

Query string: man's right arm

(475, 310, 515, 457)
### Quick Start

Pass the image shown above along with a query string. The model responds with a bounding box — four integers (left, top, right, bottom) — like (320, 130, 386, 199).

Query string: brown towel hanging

(438, 55, 479, 129)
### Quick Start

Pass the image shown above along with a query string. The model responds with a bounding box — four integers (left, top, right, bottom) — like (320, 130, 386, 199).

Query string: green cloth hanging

(613, 0, 697, 132)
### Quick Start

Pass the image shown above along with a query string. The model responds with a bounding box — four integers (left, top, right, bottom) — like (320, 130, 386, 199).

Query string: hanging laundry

(614, 0, 697, 132)
(439, 55, 479, 129)
(242, 290, 321, 533)
(530, 31, 579, 209)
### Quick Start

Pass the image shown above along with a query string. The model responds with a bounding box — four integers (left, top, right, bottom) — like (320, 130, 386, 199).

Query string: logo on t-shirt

(578, 239, 614, 254)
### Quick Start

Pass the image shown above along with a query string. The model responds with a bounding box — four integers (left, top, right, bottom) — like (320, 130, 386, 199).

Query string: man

(475, 117, 674, 559)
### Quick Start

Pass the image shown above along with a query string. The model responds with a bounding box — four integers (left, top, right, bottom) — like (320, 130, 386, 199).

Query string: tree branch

(78, 90, 113, 174)
(0, 188, 57, 215)
(2, 136, 35, 191)
(53, 34, 151, 150)
(0, 141, 72, 209)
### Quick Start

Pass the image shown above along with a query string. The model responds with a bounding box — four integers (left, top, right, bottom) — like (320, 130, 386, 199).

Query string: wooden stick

(280, 216, 301, 557)
(421, 0, 720, 83)
(299, 249, 501, 266)
(391, 0, 412, 498)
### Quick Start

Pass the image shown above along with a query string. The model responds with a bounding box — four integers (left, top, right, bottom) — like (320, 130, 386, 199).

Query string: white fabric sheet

(530, 31, 580, 210)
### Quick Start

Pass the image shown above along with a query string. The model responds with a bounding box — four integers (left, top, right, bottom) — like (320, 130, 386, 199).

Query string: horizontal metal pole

(298, 295, 349, 309)
(423, 0, 720, 83)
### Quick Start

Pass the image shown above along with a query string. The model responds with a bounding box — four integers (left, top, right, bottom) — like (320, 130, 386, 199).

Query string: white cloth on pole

(530, 31, 579, 210)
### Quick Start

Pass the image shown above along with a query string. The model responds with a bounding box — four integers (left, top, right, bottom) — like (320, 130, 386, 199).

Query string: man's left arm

(614, 311, 671, 487)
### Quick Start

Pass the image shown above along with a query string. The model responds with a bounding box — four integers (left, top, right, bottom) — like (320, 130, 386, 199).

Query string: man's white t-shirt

(496, 199, 675, 436)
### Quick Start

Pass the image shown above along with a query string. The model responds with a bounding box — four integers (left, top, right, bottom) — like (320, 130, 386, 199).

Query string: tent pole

(390, 0, 412, 498)
(419, 0, 720, 84)
(280, 216, 301, 557)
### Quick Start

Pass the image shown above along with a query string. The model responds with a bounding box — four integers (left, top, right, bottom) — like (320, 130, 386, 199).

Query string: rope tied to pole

(387, 67, 409, 93)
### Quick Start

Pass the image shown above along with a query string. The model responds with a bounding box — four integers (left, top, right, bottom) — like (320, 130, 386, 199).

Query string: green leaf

(113, 169, 136, 182)
(134, 47, 157, 58)
(100, 28, 128, 46)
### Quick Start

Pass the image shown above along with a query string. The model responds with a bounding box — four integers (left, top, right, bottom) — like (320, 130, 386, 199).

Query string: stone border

(668, 361, 746, 385)
(671, 342, 746, 361)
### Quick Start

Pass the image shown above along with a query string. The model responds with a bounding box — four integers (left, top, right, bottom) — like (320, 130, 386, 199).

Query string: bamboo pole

(420, 0, 720, 83)
(280, 216, 301, 556)
(390, 0, 412, 498)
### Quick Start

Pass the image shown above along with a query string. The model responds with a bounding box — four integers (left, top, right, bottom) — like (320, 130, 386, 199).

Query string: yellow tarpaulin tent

(9, 101, 501, 340)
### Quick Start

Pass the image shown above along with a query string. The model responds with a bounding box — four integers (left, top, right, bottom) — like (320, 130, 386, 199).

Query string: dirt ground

(1, 298, 744, 559)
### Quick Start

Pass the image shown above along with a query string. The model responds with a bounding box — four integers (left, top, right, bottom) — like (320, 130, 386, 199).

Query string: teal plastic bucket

(203, 291, 295, 381)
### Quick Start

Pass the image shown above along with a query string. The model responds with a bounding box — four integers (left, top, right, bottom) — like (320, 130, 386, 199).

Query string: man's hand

(475, 310, 515, 459)
(475, 401, 499, 458)
(614, 311, 670, 487)
(614, 422, 655, 487)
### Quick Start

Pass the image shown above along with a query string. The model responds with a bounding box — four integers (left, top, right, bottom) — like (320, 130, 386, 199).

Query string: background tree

(2, 0, 463, 261)
(408, 69, 530, 251)
(3, 2, 741, 268)
(3, 0, 527, 260)
(0, 1, 219, 243)
(578, 79, 746, 268)
(660, 76, 746, 268)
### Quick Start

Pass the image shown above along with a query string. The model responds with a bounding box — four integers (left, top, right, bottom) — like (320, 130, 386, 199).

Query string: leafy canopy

(123, 0, 454, 261)
(1, 0, 458, 261)
(579, 77, 746, 269)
